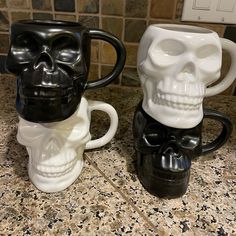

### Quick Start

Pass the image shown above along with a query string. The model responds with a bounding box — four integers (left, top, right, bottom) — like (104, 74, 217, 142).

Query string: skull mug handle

(206, 38, 236, 97)
(85, 29, 126, 90)
(201, 108, 233, 155)
(85, 100, 118, 149)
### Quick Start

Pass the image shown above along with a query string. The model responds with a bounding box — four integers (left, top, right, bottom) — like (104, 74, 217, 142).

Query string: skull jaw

(136, 151, 191, 199)
(28, 156, 84, 193)
(142, 99, 204, 129)
(16, 95, 80, 123)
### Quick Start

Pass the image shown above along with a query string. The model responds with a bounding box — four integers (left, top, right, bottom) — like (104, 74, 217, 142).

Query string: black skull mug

(6, 20, 126, 122)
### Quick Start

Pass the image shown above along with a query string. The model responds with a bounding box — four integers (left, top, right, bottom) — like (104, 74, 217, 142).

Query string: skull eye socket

(14, 33, 39, 52)
(143, 123, 166, 146)
(180, 135, 200, 149)
(158, 39, 186, 56)
(196, 45, 218, 59)
(149, 39, 186, 68)
(196, 44, 221, 75)
(12, 33, 39, 62)
(52, 35, 79, 63)
(18, 123, 44, 141)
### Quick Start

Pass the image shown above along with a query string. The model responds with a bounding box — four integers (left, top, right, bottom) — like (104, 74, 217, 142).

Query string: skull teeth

(32, 158, 77, 177)
(154, 90, 203, 110)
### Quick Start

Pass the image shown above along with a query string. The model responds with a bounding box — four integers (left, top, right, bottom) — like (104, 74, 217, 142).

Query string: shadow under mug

(17, 97, 118, 193)
(133, 101, 233, 198)
(6, 20, 126, 122)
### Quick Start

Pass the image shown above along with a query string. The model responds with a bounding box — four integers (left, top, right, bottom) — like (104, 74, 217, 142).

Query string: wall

(0, 0, 235, 95)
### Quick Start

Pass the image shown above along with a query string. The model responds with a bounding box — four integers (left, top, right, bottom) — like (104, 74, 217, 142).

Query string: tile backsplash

(0, 0, 235, 95)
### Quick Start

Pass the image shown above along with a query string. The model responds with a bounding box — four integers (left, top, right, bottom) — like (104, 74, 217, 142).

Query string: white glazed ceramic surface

(17, 97, 118, 193)
(137, 24, 236, 128)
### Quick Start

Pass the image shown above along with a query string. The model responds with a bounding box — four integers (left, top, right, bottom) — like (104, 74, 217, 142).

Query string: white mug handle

(206, 38, 236, 97)
(85, 100, 118, 150)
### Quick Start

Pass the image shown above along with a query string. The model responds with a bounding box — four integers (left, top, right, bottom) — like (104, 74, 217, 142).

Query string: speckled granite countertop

(0, 75, 235, 235)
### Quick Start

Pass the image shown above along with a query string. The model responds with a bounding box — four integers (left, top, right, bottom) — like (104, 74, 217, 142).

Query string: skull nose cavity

(183, 63, 195, 73)
(34, 52, 55, 71)
(178, 63, 196, 82)
(42, 137, 62, 159)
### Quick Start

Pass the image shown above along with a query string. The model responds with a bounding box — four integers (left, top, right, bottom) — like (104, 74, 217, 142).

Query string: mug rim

(15, 19, 82, 27)
(151, 24, 214, 34)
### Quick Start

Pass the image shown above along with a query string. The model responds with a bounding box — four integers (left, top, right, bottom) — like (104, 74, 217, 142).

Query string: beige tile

(100, 42, 116, 64)
(91, 41, 99, 63)
(0, 33, 9, 53)
(121, 67, 140, 87)
(125, 0, 148, 18)
(55, 14, 76, 22)
(150, 0, 177, 19)
(124, 19, 146, 43)
(33, 13, 53, 20)
(32, 0, 52, 10)
(54, 0, 75, 12)
(11, 12, 31, 22)
(101, 0, 123, 16)
(87, 63, 98, 81)
(0, 0, 7, 8)
(77, 0, 99, 13)
(78, 15, 99, 28)
(0, 11, 9, 32)
(102, 17, 123, 39)
(124, 44, 138, 66)
(8, 0, 30, 9)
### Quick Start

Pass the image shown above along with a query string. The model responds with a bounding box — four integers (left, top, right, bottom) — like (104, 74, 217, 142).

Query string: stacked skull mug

(133, 24, 235, 198)
(6, 20, 126, 192)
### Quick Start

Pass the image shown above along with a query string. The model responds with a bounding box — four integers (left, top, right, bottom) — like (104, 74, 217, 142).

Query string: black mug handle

(201, 108, 233, 155)
(85, 29, 126, 90)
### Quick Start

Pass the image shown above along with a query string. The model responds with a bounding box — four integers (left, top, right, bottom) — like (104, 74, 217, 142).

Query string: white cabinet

(182, 0, 236, 24)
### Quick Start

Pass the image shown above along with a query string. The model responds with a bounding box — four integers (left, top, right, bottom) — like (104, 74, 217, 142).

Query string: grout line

(147, 0, 151, 25)
(50, 0, 55, 20)
(121, 0, 126, 85)
(29, 0, 33, 19)
(84, 153, 159, 234)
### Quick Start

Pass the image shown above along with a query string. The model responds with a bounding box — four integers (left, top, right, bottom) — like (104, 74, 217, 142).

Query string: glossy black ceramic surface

(6, 20, 126, 122)
(133, 101, 232, 198)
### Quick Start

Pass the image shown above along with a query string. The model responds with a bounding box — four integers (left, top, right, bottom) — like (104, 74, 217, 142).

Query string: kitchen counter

(0, 75, 235, 235)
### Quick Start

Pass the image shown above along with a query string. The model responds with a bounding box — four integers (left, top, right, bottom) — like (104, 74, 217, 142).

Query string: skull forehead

(11, 21, 85, 41)
(138, 25, 221, 65)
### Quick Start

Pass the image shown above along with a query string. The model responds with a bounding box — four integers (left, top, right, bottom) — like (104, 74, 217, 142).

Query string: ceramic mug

(17, 97, 118, 193)
(133, 101, 233, 198)
(6, 20, 126, 122)
(137, 24, 236, 129)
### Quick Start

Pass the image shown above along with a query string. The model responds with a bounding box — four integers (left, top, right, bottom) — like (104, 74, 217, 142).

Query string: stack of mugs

(133, 24, 236, 198)
(6, 20, 126, 193)
(6, 21, 236, 198)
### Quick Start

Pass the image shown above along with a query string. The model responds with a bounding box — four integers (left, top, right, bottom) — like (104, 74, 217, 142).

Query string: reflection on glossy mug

(133, 101, 233, 198)
(137, 24, 236, 128)
(6, 20, 126, 122)
(17, 97, 118, 193)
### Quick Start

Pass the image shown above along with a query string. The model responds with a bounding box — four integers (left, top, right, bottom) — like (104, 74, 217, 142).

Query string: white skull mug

(17, 97, 118, 193)
(138, 24, 236, 128)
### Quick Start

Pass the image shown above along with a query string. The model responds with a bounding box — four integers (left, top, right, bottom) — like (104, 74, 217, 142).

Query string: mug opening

(154, 24, 213, 34)
(17, 20, 81, 27)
